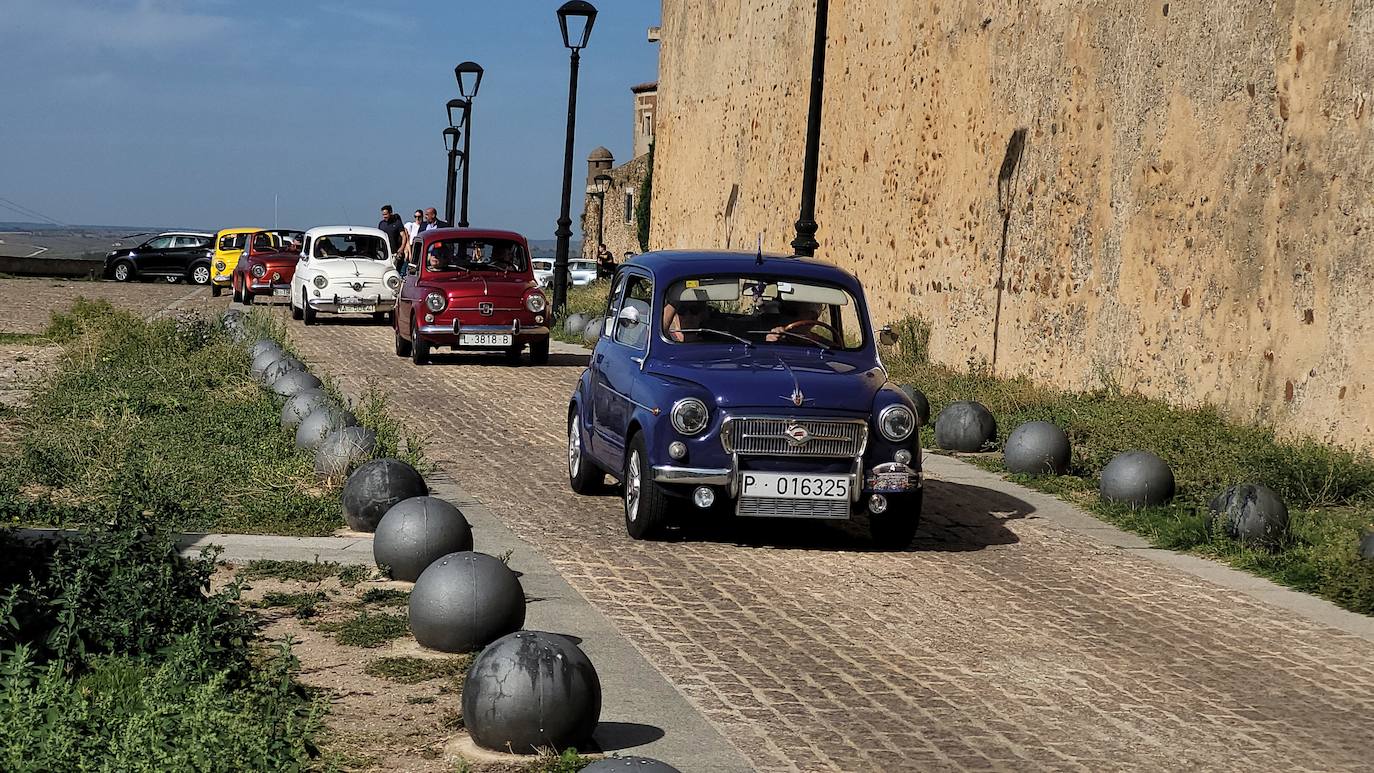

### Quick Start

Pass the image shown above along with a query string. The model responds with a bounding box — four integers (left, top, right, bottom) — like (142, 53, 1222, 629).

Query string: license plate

(460, 333, 512, 347)
(339, 304, 375, 313)
(272, 288, 289, 297)
(739, 472, 849, 500)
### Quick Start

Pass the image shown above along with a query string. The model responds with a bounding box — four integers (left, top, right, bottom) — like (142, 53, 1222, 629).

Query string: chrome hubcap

(193, 266, 209, 284)
(114, 265, 128, 280)
(568, 417, 581, 476)
(626, 450, 641, 522)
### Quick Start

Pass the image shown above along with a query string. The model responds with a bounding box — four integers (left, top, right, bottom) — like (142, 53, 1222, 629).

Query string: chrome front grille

(721, 416, 868, 457)
(736, 496, 851, 519)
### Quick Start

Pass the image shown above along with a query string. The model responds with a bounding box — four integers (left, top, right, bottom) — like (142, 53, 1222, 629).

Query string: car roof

(214, 227, 266, 237)
(419, 227, 528, 244)
(625, 250, 860, 286)
(158, 231, 213, 238)
(304, 225, 389, 239)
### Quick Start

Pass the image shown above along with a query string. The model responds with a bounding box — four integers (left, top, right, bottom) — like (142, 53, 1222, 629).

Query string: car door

(137, 235, 175, 273)
(591, 271, 652, 472)
(169, 236, 204, 274)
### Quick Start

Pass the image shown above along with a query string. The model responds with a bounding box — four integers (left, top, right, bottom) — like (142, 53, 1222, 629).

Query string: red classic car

(233, 230, 299, 305)
(392, 228, 550, 365)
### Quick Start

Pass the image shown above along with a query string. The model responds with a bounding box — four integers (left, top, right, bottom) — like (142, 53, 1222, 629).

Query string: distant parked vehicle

(233, 230, 299, 305)
(288, 226, 401, 325)
(532, 258, 554, 288)
(104, 231, 214, 284)
(569, 259, 597, 287)
(210, 227, 268, 296)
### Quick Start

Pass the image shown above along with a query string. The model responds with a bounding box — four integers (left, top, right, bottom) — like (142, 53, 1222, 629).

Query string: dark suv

(104, 232, 214, 284)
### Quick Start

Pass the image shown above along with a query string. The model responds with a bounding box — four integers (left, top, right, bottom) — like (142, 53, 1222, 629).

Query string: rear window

(219, 233, 247, 251)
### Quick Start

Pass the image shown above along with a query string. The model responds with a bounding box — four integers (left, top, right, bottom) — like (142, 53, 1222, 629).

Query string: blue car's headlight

(878, 404, 915, 442)
(671, 397, 710, 436)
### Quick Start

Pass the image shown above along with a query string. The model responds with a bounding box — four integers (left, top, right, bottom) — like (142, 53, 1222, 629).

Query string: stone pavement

(0, 277, 204, 333)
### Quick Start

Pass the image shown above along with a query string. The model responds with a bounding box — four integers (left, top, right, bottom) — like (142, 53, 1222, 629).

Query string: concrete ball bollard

(251, 348, 286, 378)
(1100, 450, 1176, 507)
(250, 339, 281, 360)
(933, 401, 997, 452)
(461, 630, 600, 754)
(582, 317, 603, 345)
(314, 425, 377, 480)
(1208, 483, 1290, 549)
(565, 313, 588, 336)
(1003, 421, 1072, 475)
(340, 458, 428, 533)
(262, 356, 304, 385)
(280, 390, 332, 430)
(582, 758, 682, 773)
(294, 406, 355, 451)
(898, 384, 931, 427)
(373, 496, 473, 580)
(271, 368, 323, 397)
(1360, 531, 1374, 562)
(410, 552, 525, 653)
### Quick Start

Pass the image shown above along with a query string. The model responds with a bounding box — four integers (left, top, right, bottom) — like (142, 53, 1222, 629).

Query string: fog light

(424, 313, 434, 323)
(693, 486, 715, 509)
(895, 449, 913, 465)
(668, 441, 686, 460)
(312, 289, 320, 297)
(536, 314, 545, 324)
(868, 494, 888, 514)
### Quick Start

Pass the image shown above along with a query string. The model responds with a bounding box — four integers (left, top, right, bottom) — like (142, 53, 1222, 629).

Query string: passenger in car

(663, 298, 712, 342)
(767, 300, 826, 343)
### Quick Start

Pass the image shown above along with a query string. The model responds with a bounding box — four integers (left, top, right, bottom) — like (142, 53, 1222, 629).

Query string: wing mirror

(406, 263, 417, 276)
(878, 325, 899, 346)
(618, 305, 641, 326)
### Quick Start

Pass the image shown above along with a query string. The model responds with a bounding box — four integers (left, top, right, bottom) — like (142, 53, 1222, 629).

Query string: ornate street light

(552, 0, 598, 312)
(790, 0, 829, 258)
(453, 62, 483, 228)
(589, 173, 612, 249)
(443, 127, 462, 227)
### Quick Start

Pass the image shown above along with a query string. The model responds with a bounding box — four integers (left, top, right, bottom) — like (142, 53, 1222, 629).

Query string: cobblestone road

(16, 283, 1374, 771)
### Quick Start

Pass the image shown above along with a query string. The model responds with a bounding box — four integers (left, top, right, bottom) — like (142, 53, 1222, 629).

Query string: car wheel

(290, 294, 303, 320)
(623, 434, 670, 540)
(867, 490, 923, 550)
(530, 338, 550, 366)
(190, 265, 211, 285)
(242, 289, 254, 306)
(112, 261, 134, 282)
(394, 324, 412, 357)
(504, 344, 523, 365)
(302, 291, 317, 325)
(211, 283, 223, 298)
(567, 411, 605, 495)
(410, 317, 429, 365)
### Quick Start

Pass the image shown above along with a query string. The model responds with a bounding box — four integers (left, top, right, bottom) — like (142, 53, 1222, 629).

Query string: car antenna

(755, 233, 763, 265)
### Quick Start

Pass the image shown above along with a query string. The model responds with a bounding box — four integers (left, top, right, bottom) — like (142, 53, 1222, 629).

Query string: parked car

(532, 258, 554, 288)
(565, 251, 922, 546)
(266, 229, 305, 254)
(288, 226, 400, 325)
(569, 259, 598, 287)
(210, 227, 267, 297)
(233, 230, 299, 305)
(104, 231, 214, 284)
(393, 228, 551, 365)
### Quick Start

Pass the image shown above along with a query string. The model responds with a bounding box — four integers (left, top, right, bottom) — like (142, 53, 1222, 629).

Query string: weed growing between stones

(318, 611, 409, 648)
(363, 655, 471, 684)
(256, 590, 331, 619)
(358, 587, 410, 607)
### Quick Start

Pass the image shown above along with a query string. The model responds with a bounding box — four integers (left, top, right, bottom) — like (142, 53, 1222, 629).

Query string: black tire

(373, 311, 388, 322)
(111, 261, 135, 282)
(231, 279, 242, 304)
(567, 411, 605, 495)
(242, 289, 254, 306)
(868, 490, 923, 550)
(530, 338, 550, 365)
(623, 433, 670, 540)
(394, 325, 411, 357)
(504, 345, 524, 365)
(290, 295, 303, 320)
(302, 292, 317, 325)
(410, 317, 429, 365)
(211, 283, 223, 298)
(189, 263, 211, 285)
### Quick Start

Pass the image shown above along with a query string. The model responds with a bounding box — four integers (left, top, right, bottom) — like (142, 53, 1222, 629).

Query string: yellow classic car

(211, 227, 274, 297)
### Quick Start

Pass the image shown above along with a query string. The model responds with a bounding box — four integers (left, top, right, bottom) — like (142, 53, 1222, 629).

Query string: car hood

(311, 258, 393, 278)
(645, 349, 886, 414)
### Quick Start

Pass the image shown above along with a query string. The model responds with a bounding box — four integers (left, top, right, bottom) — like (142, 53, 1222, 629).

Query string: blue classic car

(566, 251, 922, 546)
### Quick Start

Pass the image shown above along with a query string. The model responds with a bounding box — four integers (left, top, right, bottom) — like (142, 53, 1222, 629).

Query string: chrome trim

(721, 416, 869, 458)
(736, 497, 850, 519)
(651, 465, 730, 485)
(455, 305, 522, 312)
(417, 325, 548, 336)
(877, 404, 916, 442)
(595, 382, 661, 416)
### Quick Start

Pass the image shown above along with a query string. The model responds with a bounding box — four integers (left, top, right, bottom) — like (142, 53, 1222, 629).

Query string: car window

(312, 234, 388, 260)
(173, 236, 201, 248)
(661, 275, 865, 350)
(252, 232, 274, 252)
(421, 238, 528, 275)
(219, 233, 246, 252)
(601, 273, 628, 339)
(612, 274, 652, 349)
(146, 236, 175, 250)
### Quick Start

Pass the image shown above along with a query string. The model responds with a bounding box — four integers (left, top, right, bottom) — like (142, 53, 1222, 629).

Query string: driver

(425, 243, 448, 272)
(663, 298, 712, 342)
(315, 239, 336, 258)
(766, 300, 828, 344)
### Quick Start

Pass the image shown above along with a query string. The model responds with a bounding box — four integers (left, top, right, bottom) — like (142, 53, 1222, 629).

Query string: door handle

(595, 354, 604, 363)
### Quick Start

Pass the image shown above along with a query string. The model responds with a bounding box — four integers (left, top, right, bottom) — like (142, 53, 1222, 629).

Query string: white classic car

(289, 226, 401, 325)
(532, 258, 554, 288)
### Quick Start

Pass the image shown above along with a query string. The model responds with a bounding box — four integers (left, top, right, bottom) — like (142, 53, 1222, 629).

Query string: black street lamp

(552, 0, 598, 312)
(790, 0, 829, 258)
(443, 127, 463, 227)
(453, 61, 483, 228)
(589, 173, 612, 248)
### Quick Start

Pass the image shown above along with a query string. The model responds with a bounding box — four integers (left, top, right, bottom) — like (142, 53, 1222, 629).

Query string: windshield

(422, 238, 528, 274)
(312, 233, 388, 260)
(570, 260, 595, 272)
(532, 260, 553, 271)
(662, 275, 865, 351)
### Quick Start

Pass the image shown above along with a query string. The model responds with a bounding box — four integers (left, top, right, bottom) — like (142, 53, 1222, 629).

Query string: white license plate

(339, 304, 375, 313)
(272, 288, 289, 297)
(460, 333, 512, 347)
(739, 472, 850, 500)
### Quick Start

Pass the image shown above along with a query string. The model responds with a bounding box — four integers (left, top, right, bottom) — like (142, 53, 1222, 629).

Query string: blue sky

(0, 0, 660, 236)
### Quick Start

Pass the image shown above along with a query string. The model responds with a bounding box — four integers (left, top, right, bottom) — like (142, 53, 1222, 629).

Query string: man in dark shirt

(378, 204, 406, 257)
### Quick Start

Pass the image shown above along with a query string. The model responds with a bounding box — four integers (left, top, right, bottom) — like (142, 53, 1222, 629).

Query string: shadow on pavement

(421, 351, 590, 368)
(591, 721, 666, 753)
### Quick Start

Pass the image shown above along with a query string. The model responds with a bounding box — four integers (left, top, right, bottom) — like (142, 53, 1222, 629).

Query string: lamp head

(442, 126, 461, 153)
(593, 173, 612, 194)
(446, 98, 470, 128)
(454, 61, 484, 99)
(557, 1, 597, 50)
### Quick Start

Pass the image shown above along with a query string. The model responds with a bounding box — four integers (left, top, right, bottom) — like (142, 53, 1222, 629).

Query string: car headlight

(671, 397, 710, 436)
(525, 293, 547, 313)
(313, 275, 328, 289)
(878, 404, 916, 442)
(215, 261, 225, 271)
(251, 264, 266, 278)
(385, 274, 401, 290)
(425, 291, 447, 313)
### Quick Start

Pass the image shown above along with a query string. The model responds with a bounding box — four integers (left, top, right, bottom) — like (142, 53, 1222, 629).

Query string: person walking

(420, 207, 449, 232)
(378, 205, 406, 270)
(400, 209, 422, 268)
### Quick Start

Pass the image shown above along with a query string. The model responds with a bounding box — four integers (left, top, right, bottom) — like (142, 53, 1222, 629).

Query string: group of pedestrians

(378, 204, 447, 273)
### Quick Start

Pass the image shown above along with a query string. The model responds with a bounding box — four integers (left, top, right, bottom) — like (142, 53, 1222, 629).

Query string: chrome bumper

(307, 292, 395, 312)
(416, 322, 551, 337)
(651, 458, 921, 500)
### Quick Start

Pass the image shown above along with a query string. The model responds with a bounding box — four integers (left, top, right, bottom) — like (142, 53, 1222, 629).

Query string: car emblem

(784, 423, 811, 446)
(479, 302, 494, 316)
(352, 282, 363, 292)
(790, 386, 805, 407)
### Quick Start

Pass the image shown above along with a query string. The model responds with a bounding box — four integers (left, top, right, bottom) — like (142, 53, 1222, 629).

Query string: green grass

(255, 590, 329, 619)
(0, 331, 46, 345)
(552, 280, 612, 345)
(358, 588, 410, 608)
(882, 315, 1374, 614)
(240, 559, 349, 584)
(318, 611, 409, 648)
(363, 655, 471, 684)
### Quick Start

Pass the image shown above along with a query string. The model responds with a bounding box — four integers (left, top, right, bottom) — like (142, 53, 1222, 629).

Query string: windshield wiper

(746, 329, 834, 351)
(677, 328, 753, 347)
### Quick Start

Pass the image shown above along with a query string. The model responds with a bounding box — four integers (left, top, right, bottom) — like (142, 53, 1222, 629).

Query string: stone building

(649, 0, 1374, 448)
(581, 82, 657, 263)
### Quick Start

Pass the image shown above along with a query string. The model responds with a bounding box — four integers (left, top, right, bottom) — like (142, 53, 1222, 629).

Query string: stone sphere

(341, 458, 428, 533)
(582, 758, 681, 773)
(249, 338, 278, 359)
(1360, 531, 1374, 562)
(410, 552, 525, 653)
(1100, 450, 1175, 507)
(933, 401, 997, 452)
(270, 368, 322, 397)
(898, 384, 931, 427)
(374, 496, 473, 580)
(263, 356, 305, 385)
(315, 425, 377, 480)
(280, 390, 332, 429)
(294, 406, 355, 450)
(462, 630, 600, 754)
(582, 317, 603, 344)
(565, 313, 588, 336)
(1003, 421, 1071, 475)
(1208, 483, 1290, 549)
(251, 348, 286, 378)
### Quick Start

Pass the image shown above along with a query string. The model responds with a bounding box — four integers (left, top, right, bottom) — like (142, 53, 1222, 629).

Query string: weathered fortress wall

(651, 0, 1374, 447)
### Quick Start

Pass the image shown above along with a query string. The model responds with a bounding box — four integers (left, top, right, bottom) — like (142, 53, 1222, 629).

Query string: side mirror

(878, 325, 899, 346)
(406, 264, 417, 276)
(618, 305, 641, 326)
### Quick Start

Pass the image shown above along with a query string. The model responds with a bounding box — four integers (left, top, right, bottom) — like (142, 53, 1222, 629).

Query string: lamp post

(790, 0, 829, 258)
(589, 173, 612, 249)
(443, 127, 462, 227)
(454, 62, 483, 228)
(552, 0, 598, 313)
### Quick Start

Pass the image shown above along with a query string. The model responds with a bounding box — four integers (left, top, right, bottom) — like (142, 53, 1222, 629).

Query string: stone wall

(582, 152, 651, 263)
(651, 0, 1374, 448)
